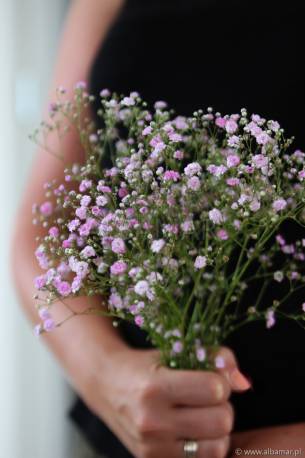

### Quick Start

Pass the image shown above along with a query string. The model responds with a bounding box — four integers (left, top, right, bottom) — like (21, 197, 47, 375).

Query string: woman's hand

(83, 346, 251, 458)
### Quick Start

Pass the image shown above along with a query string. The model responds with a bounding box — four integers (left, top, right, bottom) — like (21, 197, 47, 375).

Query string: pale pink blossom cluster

(31, 87, 305, 369)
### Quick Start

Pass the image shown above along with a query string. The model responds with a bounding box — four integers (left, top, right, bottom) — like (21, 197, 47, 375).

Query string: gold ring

(184, 440, 199, 457)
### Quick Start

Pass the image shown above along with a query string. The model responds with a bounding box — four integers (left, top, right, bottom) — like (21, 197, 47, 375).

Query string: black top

(70, 1, 305, 456)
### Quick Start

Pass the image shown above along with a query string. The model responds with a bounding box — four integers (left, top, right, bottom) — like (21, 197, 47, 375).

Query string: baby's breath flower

(32, 90, 305, 369)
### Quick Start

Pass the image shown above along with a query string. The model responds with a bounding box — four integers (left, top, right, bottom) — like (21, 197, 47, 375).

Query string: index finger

(157, 367, 231, 407)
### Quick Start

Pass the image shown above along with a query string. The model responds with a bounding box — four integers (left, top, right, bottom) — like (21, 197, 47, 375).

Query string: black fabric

(70, 1, 305, 455)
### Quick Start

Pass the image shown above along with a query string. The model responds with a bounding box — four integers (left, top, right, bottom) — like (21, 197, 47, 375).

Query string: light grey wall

(0, 1, 79, 457)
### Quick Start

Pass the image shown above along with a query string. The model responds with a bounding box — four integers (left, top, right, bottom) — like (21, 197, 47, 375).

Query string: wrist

(76, 326, 133, 414)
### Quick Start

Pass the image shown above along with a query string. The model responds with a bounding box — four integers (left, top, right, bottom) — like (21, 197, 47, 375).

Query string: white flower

(272, 199, 287, 212)
(274, 271, 284, 283)
(208, 208, 223, 225)
(184, 162, 202, 177)
(249, 199, 261, 212)
(194, 256, 207, 270)
(151, 239, 165, 253)
(134, 280, 149, 296)
(147, 272, 163, 284)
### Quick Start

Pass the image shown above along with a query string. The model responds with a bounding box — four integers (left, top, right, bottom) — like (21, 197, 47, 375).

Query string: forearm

(231, 423, 305, 457)
(11, 0, 128, 410)
(12, 241, 129, 410)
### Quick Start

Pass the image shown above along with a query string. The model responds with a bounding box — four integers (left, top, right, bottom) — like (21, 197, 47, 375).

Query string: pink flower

(121, 96, 135, 106)
(38, 307, 51, 320)
(75, 81, 87, 90)
(184, 162, 202, 176)
(227, 154, 240, 168)
(163, 170, 180, 182)
(272, 198, 287, 212)
(118, 187, 128, 198)
(62, 239, 71, 249)
(163, 224, 179, 235)
(68, 219, 80, 232)
(217, 229, 229, 240)
(135, 315, 144, 327)
(226, 178, 240, 187)
(215, 117, 226, 128)
(49, 226, 59, 238)
(225, 119, 238, 134)
(57, 281, 71, 297)
(151, 239, 165, 253)
(256, 132, 271, 145)
(266, 310, 275, 329)
(174, 116, 188, 129)
(142, 126, 152, 136)
(252, 154, 268, 169)
(168, 132, 182, 142)
(244, 165, 254, 174)
(81, 195, 91, 207)
(81, 246, 96, 258)
(97, 184, 112, 193)
(79, 179, 92, 192)
(209, 208, 223, 225)
(109, 293, 123, 309)
(228, 135, 240, 148)
(134, 280, 149, 296)
(269, 120, 280, 132)
(111, 238, 126, 254)
(234, 219, 241, 230)
(207, 164, 227, 176)
(187, 176, 201, 191)
(110, 260, 128, 275)
(89, 134, 98, 144)
(100, 88, 110, 97)
(155, 100, 167, 110)
(71, 276, 82, 293)
(172, 341, 183, 353)
(181, 220, 194, 232)
(34, 275, 46, 290)
(92, 206, 102, 217)
(302, 303, 305, 312)
(298, 170, 305, 181)
(96, 195, 108, 207)
(173, 150, 184, 160)
(245, 121, 262, 136)
(150, 135, 166, 155)
(276, 234, 286, 246)
(35, 246, 49, 270)
(196, 347, 206, 362)
(249, 199, 261, 212)
(43, 318, 56, 332)
(71, 260, 89, 279)
(76, 207, 87, 220)
(194, 256, 207, 269)
(40, 201, 53, 216)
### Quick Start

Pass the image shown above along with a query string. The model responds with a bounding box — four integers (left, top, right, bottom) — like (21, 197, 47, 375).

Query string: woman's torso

(70, 1, 305, 456)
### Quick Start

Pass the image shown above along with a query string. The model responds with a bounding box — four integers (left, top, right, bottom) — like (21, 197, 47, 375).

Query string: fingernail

(230, 368, 251, 391)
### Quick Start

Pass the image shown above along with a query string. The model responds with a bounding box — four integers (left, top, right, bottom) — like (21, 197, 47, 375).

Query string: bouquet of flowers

(32, 83, 305, 370)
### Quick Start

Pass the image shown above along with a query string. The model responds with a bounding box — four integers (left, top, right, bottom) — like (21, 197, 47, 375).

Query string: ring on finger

(183, 439, 199, 457)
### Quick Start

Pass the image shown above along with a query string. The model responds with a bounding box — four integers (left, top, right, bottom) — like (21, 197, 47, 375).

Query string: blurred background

(0, 1, 80, 456)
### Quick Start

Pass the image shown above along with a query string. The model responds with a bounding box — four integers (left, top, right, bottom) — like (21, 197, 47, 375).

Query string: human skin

(11, 1, 305, 456)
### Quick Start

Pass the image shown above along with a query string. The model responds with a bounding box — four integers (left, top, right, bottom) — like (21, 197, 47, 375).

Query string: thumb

(215, 347, 252, 392)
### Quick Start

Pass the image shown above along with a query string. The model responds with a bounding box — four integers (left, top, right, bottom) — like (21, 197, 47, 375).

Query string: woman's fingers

(157, 367, 231, 407)
(215, 347, 251, 392)
(176, 436, 231, 458)
(135, 436, 230, 458)
(173, 402, 234, 440)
